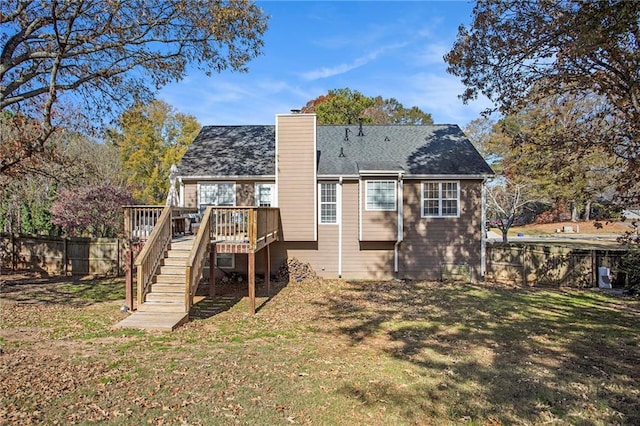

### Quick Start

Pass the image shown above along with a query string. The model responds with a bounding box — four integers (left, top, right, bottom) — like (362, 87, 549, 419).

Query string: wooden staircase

(116, 235, 196, 331)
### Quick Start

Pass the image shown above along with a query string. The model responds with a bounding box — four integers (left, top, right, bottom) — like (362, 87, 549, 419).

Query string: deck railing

(123, 206, 165, 241)
(209, 207, 280, 250)
(185, 206, 213, 310)
(135, 206, 172, 307)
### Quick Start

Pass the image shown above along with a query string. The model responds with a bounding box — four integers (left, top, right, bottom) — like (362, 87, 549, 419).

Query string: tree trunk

(571, 201, 579, 222)
(584, 200, 592, 221)
(502, 228, 509, 243)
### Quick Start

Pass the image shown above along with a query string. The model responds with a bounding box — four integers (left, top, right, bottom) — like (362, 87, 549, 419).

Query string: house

(176, 112, 494, 282)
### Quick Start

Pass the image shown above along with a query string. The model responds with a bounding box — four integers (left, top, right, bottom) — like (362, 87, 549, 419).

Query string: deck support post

(248, 252, 256, 314)
(209, 243, 216, 298)
(265, 244, 271, 298)
(125, 246, 134, 310)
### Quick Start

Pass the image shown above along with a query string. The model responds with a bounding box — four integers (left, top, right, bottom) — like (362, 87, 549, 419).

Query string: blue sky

(159, 1, 492, 127)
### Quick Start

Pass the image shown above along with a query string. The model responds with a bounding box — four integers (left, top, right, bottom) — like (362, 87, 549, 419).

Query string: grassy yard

(1, 275, 639, 425)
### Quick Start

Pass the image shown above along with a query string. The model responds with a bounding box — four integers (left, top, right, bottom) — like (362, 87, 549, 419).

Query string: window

(422, 181, 459, 217)
(199, 182, 235, 212)
(255, 183, 275, 207)
(366, 180, 396, 211)
(319, 183, 337, 224)
(215, 253, 234, 269)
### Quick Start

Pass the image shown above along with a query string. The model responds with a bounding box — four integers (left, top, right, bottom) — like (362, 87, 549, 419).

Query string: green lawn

(1, 277, 639, 425)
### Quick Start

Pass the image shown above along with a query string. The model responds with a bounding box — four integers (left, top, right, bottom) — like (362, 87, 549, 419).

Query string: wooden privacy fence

(486, 242, 627, 287)
(0, 234, 125, 276)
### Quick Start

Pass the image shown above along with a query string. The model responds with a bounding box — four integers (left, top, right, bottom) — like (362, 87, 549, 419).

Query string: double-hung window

(255, 183, 275, 207)
(422, 181, 459, 217)
(319, 183, 337, 224)
(366, 180, 396, 211)
(199, 182, 235, 212)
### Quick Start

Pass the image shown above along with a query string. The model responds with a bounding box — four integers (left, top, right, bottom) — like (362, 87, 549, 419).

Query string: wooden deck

(120, 206, 280, 330)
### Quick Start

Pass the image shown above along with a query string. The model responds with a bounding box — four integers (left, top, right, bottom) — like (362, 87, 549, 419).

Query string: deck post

(265, 244, 271, 298)
(209, 243, 216, 298)
(248, 252, 256, 314)
(125, 247, 134, 310)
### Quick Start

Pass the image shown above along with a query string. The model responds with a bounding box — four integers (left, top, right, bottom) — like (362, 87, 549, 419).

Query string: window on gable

(319, 183, 337, 224)
(199, 182, 235, 213)
(255, 183, 275, 207)
(366, 180, 396, 211)
(422, 181, 459, 217)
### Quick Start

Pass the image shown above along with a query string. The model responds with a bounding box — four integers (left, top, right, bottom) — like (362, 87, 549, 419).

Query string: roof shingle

(178, 123, 493, 178)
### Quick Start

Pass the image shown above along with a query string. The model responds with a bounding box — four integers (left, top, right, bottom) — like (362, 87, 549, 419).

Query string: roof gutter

(178, 175, 276, 181)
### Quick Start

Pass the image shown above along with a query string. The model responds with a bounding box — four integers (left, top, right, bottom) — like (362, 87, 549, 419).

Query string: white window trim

(198, 182, 236, 211)
(215, 253, 235, 269)
(254, 183, 275, 207)
(365, 180, 396, 211)
(318, 182, 338, 225)
(421, 181, 460, 218)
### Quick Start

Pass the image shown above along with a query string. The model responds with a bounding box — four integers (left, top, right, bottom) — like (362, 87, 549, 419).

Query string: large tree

(111, 100, 200, 204)
(445, 0, 640, 202)
(0, 0, 268, 175)
(301, 88, 433, 125)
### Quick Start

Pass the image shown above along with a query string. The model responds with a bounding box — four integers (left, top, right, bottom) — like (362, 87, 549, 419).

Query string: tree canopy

(51, 184, 134, 237)
(301, 88, 433, 125)
(445, 0, 640, 202)
(110, 100, 200, 204)
(0, 0, 268, 175)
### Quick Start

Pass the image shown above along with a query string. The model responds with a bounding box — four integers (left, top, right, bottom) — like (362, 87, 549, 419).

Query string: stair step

(152, 283, 184, 293)
(155, 274, 185, 284)
(115, 312, 189, 331)
(146, 292, 184, 303)
(171, 241, 195, 248)
(166, 250, 191, 259)
(159, 265, 185, 275)
(137, 301, 186, 313)
(164, 257, 187, 266)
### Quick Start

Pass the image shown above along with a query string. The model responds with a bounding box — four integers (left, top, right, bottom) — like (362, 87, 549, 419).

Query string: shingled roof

(317, 124, 494, 176)
(178, 123, 493, 178)
(178, 126, 275, 177)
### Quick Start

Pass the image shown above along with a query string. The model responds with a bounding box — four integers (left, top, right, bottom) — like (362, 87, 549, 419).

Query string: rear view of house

(177, 112, 494, 282)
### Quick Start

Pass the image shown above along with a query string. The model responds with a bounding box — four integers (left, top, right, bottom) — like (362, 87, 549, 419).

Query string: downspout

(395, 172, 404, 274)
(338, 177, 343, 278)
(481, 178, 487, 278)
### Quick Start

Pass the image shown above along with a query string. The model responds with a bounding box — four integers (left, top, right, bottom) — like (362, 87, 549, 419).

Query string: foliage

(466, 92, 616, 220)
(445, 0, 640, 202)
(619, 232, 640, 294)
(301, 88, 433, 125)
(0, 0, 268, 176)
(51, 184, 134, 237)
(486, 178, 534, 243)
(0, 123, 128, 235)
(110, 100, 200, 204)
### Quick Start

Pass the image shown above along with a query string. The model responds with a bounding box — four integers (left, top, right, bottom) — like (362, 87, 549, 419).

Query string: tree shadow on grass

(190, 279, 289, 320)
(314, 281, 640, 424)
(0, 271, 124, 307)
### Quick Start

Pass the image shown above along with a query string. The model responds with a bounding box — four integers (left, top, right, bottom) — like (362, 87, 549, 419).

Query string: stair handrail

(185, 206, 213, 311)
(135, 205, 173, 307)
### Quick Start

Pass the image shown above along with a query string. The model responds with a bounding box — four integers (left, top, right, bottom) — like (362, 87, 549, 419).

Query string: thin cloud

(300, 42, 407, 80)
